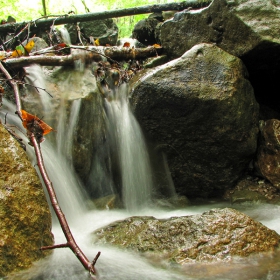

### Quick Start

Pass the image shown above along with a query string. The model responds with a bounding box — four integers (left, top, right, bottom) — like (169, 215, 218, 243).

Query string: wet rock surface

(254, 119, 280, 189)
(130, 43, 259, 198)
(0, 124, 53, 277)
(93, 208, 280, 265)
(160, 0, 280, 60)
(159, 0, 280, 112)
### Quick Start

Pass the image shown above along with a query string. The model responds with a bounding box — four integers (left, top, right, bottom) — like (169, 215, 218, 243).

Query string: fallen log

(0, 0, 212, 33)
(3, 45, 163, 68)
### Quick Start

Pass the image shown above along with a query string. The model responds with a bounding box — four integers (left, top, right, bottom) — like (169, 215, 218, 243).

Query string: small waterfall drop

(59, 26, 71, 45)
(105, 84, 154, 212)
(24, 64, 52, 113)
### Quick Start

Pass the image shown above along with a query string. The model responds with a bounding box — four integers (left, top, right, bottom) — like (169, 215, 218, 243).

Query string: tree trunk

(0, 0, 212, 33)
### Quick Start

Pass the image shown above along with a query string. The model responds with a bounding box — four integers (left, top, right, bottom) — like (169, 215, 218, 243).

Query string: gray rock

(130, 43, 259, 198)
(159, 0, 280, 60)
(93, 208, 280, 264)
(66, 19, 118, 46)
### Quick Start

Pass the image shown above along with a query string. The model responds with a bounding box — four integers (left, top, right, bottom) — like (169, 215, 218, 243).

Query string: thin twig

(30, 133, 99, 279)
(1, 23, 30, 50)
(0, 61, 22, 120)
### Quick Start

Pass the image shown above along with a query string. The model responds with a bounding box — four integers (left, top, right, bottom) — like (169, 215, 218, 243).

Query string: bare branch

(30, 133, 99, 279)
(2, 45, 162, 69)
(0, 1, 212, 33)
(0, 61, 22, 119)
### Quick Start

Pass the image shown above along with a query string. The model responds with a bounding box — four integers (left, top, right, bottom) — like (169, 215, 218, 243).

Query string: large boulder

(254, 119, 280, 189)
(130, 43, 259, 198)
(160, 0, 280, 60)
(159, 0, 280, 112)
(0, 124, 53, 277)
(93, 208, 280, 264)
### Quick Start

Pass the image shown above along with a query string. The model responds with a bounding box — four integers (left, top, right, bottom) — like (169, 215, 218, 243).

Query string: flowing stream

(2, 64, 280, 279)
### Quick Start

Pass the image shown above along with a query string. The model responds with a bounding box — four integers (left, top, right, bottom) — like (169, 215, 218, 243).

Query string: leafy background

(0, 0, 181, 38)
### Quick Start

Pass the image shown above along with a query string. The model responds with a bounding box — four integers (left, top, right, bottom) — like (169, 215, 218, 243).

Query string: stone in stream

(93, 208, 280, 265)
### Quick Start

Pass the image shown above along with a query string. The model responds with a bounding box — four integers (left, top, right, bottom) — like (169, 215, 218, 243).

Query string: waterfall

(3, 68, 280, 279)
(24, 64, 52, 113)
(105, 84, 154, 212)
(22, 64, 155, 213)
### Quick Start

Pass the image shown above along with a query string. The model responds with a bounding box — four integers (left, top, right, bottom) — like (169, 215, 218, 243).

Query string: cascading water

(105, 84, 153, 212)
(2, 62, 280, 279)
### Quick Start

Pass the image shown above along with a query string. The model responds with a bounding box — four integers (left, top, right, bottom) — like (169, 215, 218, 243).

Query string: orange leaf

(123, 42, 130, 47)
(55, 43, 67, 49)
(153, 44, 161, 48)
(21, 110, 53, 135)
(24, 40, 35, 53)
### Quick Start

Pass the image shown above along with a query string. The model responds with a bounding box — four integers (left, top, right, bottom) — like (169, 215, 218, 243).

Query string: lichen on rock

(93, 208, 280, 265)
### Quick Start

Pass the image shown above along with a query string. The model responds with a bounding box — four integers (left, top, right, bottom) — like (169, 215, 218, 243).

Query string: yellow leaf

(94, 38, 100, 46)
(24, 40, 35, 53)
(11, 49, 24, 58)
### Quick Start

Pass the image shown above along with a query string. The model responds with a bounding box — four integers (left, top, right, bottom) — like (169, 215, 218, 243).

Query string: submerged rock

(0, 124, 53, 277)
(130, 43, 259, 198)
(93, 208, 280, 264)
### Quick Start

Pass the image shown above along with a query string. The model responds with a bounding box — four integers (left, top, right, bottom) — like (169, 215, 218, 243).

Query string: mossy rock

(0, 124, 54, 277)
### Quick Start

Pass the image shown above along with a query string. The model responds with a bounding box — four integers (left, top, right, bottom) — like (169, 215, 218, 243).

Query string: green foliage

(0, 0, 180, 39)
(0, 0, 41, 22)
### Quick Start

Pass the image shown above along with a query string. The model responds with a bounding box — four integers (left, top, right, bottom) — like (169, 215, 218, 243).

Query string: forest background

(0, 0, 181, 38)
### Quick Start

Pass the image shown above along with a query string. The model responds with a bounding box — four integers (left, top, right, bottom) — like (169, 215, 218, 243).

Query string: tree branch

(0, 61, 22, 119)
(0, 0, 212, 33)
(30, 133, 100, 279)
(3, 45, 163, 68)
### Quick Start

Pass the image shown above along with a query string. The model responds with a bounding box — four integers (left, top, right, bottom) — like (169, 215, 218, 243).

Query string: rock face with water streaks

(130, 43, 259, 198)
(93, 208, 280, 264)
(0, 124, 53, 277)
(254, 119, 280, 189)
